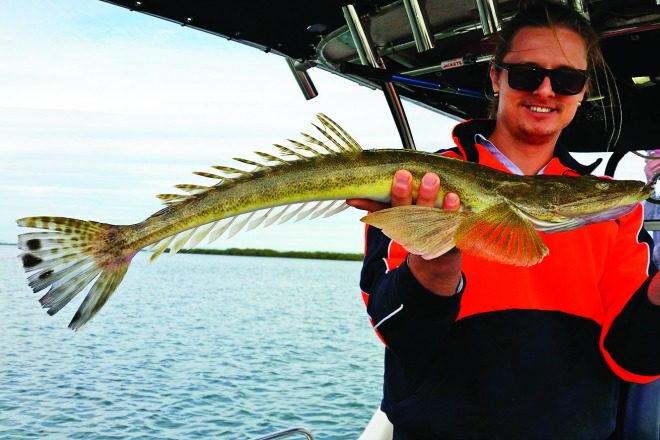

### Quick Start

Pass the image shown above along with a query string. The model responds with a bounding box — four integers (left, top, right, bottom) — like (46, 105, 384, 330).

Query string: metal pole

(342, 4, 379, 67)
(285, 58, 318, 100)
(560, 0, 590, 20)
(252, 427, 315, 440)
(402, 0, 435, 52)
(474, 0, 501, 36)
(342, 4, 416, 149)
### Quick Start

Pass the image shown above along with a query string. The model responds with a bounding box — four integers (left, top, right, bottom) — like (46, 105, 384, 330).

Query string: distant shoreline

(168, 247, 363, 261)
(0, 243, 363, 261)
(1, 242, 362, 261)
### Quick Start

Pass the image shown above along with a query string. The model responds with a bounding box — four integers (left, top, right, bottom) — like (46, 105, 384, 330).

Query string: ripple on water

(1, 248, 384, 439)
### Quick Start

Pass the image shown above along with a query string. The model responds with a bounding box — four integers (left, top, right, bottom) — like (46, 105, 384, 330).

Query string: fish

(16, 114, 653, 330)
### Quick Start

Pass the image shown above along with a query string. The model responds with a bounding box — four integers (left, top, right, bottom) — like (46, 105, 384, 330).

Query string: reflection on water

(0, 246, 383, 439)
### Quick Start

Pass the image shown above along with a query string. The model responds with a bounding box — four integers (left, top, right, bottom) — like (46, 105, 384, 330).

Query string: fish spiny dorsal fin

(211, 165, 253, 177)
(312, 122, 347, 153)
(300, 132, 338, 155)
(317, 113, 362, 152)
(232, 157, 270, 172)
(274, 143, 308, 160)
(175, 184, 209, 194)
(193, 171, 225, 181)
(287, 139, 322, 157)
(156, 193, 190, 206)
(255, 151, 291, 166)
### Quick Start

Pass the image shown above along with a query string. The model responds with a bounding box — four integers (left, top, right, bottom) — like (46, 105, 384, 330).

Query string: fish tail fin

(16, 216, 136, 331)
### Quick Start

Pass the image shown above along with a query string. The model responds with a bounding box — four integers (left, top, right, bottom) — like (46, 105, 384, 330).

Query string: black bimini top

(101, 0, 660, 158)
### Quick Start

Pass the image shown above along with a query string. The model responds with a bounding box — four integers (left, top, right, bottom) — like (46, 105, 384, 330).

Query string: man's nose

(534, 75, 555, 97)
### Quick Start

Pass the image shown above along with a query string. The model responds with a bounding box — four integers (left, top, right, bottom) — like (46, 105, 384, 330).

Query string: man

(348, 2, 660, 438)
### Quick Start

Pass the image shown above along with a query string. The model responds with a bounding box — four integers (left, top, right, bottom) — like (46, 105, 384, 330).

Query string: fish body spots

(39, 269, 54, 280)
(22, 254, 43, 268)
(26, 239, 41, 250)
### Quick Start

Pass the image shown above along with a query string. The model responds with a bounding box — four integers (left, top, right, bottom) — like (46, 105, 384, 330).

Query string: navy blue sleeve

(604, 226, 660, 376)
(605, 280, 660, 376)
(360, 225, 464, 362)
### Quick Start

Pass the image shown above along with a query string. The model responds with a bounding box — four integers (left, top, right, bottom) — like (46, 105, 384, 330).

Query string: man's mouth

(527, 105, 554, 113)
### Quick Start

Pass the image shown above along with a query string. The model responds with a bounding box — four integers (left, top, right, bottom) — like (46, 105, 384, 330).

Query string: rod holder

(342, 4, 416, 149)
(286, 58, 318, 100)
(560, 0, 590, 20)
(474, 0, 501, 36)
(403, 0, 435, 52)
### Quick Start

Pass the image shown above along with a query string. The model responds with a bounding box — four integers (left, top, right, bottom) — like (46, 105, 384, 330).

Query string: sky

(0, 1, 645, 253)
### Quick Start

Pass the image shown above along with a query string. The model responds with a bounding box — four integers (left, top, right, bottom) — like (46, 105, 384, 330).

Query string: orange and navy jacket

(360, 119, 660, 439)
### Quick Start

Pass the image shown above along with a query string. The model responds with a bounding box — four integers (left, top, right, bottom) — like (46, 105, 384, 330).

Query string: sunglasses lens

(551, 70, 587, 95)
(507, 65, 543, 92)
(503, 64, 587, 95)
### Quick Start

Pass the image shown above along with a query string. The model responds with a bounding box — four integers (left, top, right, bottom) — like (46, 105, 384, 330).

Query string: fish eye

(595, 182, 610, 190)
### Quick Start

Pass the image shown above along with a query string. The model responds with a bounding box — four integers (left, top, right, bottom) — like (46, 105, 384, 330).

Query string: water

(0, 245, 384, 439)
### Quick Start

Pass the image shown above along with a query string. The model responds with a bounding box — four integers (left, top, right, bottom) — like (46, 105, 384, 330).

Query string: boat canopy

(101, 1, 659, 162)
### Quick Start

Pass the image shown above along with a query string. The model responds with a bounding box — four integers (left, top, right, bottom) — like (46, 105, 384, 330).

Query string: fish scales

(15, 113, 653, 330)
(128, 149, 474, 251)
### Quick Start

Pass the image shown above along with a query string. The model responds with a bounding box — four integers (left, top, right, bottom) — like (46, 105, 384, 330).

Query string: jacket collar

(451, 119, 601, 175)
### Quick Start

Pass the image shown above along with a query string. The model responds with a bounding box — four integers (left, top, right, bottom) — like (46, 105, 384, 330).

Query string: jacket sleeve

(601, 204, 660, 383)
(360, 224, 464, 363)
(643, 201, 660, 266)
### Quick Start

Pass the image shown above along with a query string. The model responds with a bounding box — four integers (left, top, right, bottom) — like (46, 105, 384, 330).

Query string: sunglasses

(494, 63, 588, 95)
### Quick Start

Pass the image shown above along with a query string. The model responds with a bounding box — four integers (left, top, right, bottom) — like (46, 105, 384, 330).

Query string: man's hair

(488, 0, 607, 117)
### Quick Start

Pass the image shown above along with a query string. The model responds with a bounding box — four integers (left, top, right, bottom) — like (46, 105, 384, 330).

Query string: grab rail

(253, 427, 315, 440)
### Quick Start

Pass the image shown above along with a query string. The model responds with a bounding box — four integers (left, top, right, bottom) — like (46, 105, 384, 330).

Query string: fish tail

(16, 216, 136, 331)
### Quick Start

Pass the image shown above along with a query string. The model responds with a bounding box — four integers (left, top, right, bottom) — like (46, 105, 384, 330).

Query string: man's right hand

(346, 170, 464, 296)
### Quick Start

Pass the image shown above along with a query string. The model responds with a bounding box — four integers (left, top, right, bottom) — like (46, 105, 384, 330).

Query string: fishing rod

(339, 62, 486, 99)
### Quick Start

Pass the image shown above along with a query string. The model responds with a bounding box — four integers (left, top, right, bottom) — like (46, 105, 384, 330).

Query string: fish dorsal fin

(155, 113, 362, 206)
(455, 202, 548, 266)
(361, 206, 466, 260)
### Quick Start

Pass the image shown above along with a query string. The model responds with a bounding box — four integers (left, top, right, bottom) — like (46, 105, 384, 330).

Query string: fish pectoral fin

(454, 202, 548, 266)
(361, 205, 465, 259)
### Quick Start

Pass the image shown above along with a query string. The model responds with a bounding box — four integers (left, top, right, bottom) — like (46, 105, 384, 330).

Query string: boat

(96, 1, 660, 438)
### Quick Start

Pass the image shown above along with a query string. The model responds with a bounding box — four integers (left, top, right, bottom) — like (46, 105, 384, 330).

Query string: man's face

(490, 26, 588, 144)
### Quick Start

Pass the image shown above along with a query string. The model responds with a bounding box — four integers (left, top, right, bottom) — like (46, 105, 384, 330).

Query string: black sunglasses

(494, 62, 588, 95)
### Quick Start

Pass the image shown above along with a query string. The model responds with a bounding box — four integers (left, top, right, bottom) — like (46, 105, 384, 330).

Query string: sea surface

(0, 245, 384, 439)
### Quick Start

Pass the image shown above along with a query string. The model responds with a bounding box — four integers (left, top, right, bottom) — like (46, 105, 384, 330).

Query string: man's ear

(489, 64, 500, 94)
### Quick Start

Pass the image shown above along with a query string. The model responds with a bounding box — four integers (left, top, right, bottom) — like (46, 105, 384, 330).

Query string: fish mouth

(521, 203, 638, 233)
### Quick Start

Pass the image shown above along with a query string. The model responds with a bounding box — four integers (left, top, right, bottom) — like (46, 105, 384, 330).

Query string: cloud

(5, 1, 638, 252)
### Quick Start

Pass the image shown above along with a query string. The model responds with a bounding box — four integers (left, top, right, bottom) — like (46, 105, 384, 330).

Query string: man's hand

(347, 170, 463, 296)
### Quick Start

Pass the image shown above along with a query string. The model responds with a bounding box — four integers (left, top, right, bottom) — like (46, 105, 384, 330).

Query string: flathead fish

(16, 114, 653, 330)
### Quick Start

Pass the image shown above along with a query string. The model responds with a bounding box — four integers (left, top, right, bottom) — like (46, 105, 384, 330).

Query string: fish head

(500, 176, 651, 230)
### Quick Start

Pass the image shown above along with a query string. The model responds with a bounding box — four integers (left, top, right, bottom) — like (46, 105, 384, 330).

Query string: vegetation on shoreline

(168, 247, 363, 261)
(1, 242, 362, 261)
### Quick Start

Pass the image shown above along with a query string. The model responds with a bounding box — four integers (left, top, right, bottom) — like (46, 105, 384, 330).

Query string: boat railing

(252, 427, 315, 440)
